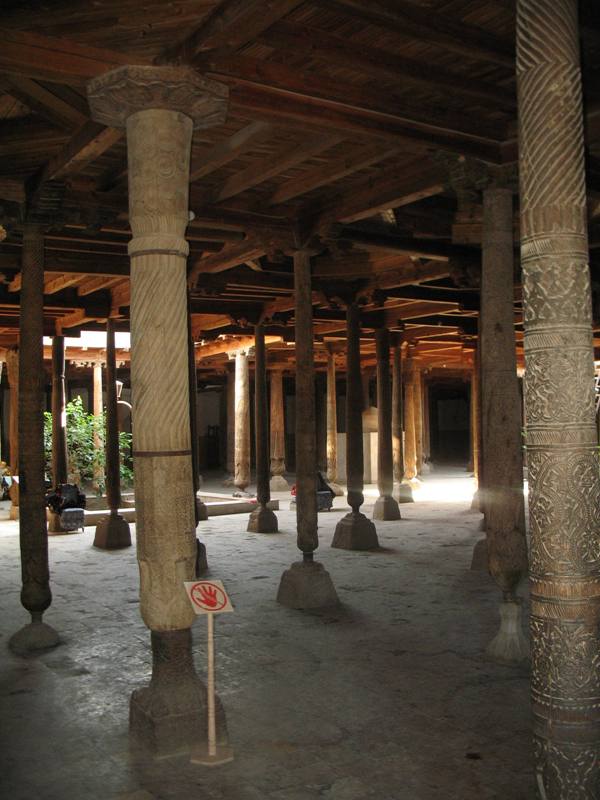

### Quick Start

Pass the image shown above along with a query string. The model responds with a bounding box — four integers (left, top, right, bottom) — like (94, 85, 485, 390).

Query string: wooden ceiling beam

(328, 0, 515, 69)
(0, 27, 140, 85)
(35, 120, 123, 183)
(190, 120, 272, 182)
(261, 21, 516, 111)
(3, 76, 87, 130)
(157, 0, 306, 65)
(190, 239, 267, 280)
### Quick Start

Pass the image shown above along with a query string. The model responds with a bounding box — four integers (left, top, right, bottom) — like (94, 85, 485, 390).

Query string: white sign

(184, 580, 234, 615)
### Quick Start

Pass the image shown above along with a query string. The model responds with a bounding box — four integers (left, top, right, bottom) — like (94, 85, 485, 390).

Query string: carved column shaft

(6, 347, 19, 474)
(345, 303, 365, 511)
(51, 336, 68, 486)
(517, 0, 600, 793)
(471, 361, 480, 486)
(403, 360, 418, 482)
(480, 186, 527, 592)
(226, 364, 235, 476)
(294, 250, 318, 555)
(374, 329, 400, 520)
(269, 369, 285, 476)
(413, 365, 424, 474)
(18, 224, 51, 616)
(392, 342, 404, 483)
(234, 351, 250, 491)
(326, 348, 338, 484)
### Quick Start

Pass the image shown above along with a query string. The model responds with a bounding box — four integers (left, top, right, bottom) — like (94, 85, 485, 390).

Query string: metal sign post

(184, 580, 234, 766)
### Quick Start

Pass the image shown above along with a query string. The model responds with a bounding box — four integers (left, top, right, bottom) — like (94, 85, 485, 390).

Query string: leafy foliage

(44, 396, 132, 492)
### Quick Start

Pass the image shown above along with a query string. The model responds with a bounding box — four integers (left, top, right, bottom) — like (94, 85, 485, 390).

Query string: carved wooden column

(88, 65, 229, 756)
(269, 369, 288, 491)
(413, 363, 424, 475)
(92, 360, 103, 491)
(332, 302, 378, 550)
(9, 224, 59, 654)
(277, 250, 338, 608)
(517, 1, 600, 792)
(470, 353, 482, 506)
(420, 373, 431, 473)
(392, 339, 413, 502)
(47, 335, 70, 534)
(373, 329, 400, 520)
(93, 319, 131, 550)
(325, 344, 343, 496)
(479, 182, 528, 663)
(6, 347, 19, 519)
(403, 357, 419, 485)
(234, 350, 251, 493)
(188, 310, 208, 530)
(224, 363, 235, 483)
(248, 324, 277, 532)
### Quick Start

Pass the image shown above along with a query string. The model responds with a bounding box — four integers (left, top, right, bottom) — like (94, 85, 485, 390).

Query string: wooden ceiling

(0, 0, 599, 377)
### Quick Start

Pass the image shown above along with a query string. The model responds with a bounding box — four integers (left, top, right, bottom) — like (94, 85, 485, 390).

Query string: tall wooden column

(93, 319, 131, 550)
(403, 358, 419, 485)
(332, 303, 378, 550)
(517, 1, 600, 792)
(392, 339, 413, 502)
(413, 363, 424, 475)
(224, 363, 235, 483)
(480, 183, 528, 664)
(269, 369, 288, 491)
(373, 329, 400, 520)
(277, 250, 338, 608)
(88, 65, 229, 756)
(9, 224, 59, 654)
(470, 353, 482, 506)
(325, 344, 343, 496)
(248, 324, 277, 532)
(6, 347, 19, 519)
(234, 350, 251, 493)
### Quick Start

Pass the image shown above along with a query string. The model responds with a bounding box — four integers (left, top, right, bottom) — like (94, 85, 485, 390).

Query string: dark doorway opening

(428, 380, 470, 465)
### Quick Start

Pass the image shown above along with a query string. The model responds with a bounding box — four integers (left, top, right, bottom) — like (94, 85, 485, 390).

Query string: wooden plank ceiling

(0, 0, 599, 377)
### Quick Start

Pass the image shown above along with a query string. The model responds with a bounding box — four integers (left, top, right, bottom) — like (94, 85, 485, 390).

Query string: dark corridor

(428, 380, 470, 464)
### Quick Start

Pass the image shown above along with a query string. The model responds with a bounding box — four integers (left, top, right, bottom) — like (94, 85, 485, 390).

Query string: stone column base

(247, 505, 278, 533)
(9, 503, 19, 520)
(195, 497, 208, 522)
(93, 513, 132, 549)
(393, 481, 414, 503)
(269, 474, 289, 492)
(9, 614, 59, 655)
(485, 599, 529, 665)
(332, 512, 379, 550)
(277, 559, 339, 609)
(373, 494, 401, 521)
(470, 537, 488, 570)
(129, 629, 228, 758)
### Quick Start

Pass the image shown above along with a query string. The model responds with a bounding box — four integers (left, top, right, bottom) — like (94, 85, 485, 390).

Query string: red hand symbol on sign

(198, 583, 218, 608)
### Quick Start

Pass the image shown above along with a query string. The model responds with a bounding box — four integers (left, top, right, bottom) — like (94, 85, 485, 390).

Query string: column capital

(87, 65, 228, 129)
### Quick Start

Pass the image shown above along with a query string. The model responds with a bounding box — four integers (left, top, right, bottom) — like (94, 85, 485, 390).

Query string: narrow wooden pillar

(277, 250, 338, 609)
(479, 183, 528, 663)
(403, 358, 419, 485)
(88, 65, 229, 756)
(9, 223, 59, 655)
(392, 340, 413, 503)
(248, 324, 277, 532)
(6, 347, 19, 518)
(93, 319, 131, 550)
(223, 363, 235, 483)
(332, 303, 378, 550)
(92, 360, 103, 490)
(234, 350, 251, 493)
(50, 336, 68, 486)
(413, 363, 424, 475)
(517, 1, 600, 791)
(188, 310, 208, 528)
(373, 329, 400, 520)
(420, 373, 431, 473)
(269, 369, 288, 491)
(325, 345, 343, 496)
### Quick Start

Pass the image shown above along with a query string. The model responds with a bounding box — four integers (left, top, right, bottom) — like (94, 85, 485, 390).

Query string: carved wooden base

(93, 513, 132, 550)
(485, 599, 529, 664)
(130, 629, 228, 758)
(277, 559, 339, 609)
(247, 505, 278, 533)
(373, 495, 401, 521)
(9, 614, 59, 655)
(393, 481, 414, 503)
(269, 474, 289, 492)
(332, 512, 379, 550)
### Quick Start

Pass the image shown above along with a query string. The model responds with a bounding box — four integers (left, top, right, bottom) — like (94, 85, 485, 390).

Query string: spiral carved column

(517, 1, 600, 794)
(277, 250, 338, 608)
(9, 224, 59, 654)
(88, 65, 229, 756)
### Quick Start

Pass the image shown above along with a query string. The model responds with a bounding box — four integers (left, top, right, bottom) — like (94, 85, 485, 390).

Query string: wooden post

(92, 360, 103, 491)
(277, 250, 338, 609)
(517, 0, 600, 791)
(88, 64, 229, 756)
(93, 319, 131, 550)
(373, 329, 400, 520)
(47, 335, 70, 534)
(234, 350, 251, 493)
(6, 347, 19, 518)
(403, 357, 419, 485)
(325, 345, 343, 496)
(9, 223, 59, 655)
(392, 339, 413, 503)
(248, 324, 277, 532)
(269, 369, 288, 491)
(332, 302, 378, 550)
(223, 363, 235, 484)
(188, 308, 208, 528)
(413, 363, 424, 475)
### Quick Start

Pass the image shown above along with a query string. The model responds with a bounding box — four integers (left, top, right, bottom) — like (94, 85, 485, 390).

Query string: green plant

(44, 397, 133, 491)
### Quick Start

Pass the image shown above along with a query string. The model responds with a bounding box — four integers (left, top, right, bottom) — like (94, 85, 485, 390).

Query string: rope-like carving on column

(517, 1, 600, 795)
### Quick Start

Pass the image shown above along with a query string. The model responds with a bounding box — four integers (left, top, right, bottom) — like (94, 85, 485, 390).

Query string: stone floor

(0, 467, 535, 800)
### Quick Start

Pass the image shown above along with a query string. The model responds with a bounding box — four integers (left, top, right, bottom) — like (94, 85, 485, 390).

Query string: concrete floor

(0, 467, 535, 800)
